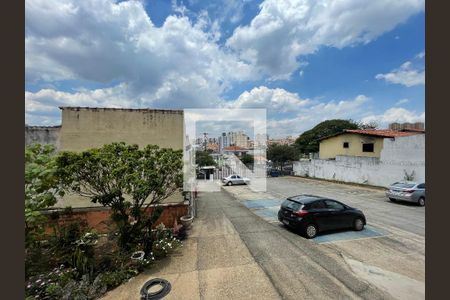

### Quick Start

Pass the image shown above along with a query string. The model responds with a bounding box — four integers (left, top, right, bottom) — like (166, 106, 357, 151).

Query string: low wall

(43, 202, 189, 235)
(294, 156, 424, 188)
(293, 135, 425, 188)
(25, 126, 61, 148)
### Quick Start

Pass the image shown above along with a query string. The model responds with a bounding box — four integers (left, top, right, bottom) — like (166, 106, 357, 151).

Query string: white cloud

(227, 86, 310, 112)
(395, 98, 409, 105)
(361, 107, 425, 126)
(228, 90, 370, 137)
(416, 51, 425, 59)
(227, 0, 424, 79)
(25, 0, 255, 107)
(375, 61, 425, 87)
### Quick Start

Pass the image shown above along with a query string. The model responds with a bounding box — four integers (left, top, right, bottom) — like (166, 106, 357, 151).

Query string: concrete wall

(25, 126, 61, 148)
(59, 107, 184, 151)
(295, 135, 425, 187)
(319, 133, 384, 159)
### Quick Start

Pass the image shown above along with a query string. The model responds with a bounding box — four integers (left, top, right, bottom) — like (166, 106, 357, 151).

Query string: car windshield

(281, 199, 303, 211)
(391, 182, 416, 189)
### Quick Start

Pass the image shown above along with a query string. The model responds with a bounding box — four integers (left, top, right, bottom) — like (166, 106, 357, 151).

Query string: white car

(222, 174, 250, 186)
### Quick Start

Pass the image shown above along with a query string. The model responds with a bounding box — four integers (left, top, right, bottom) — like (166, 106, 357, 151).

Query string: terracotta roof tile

(223, 146, 249, 151)
(344, 129, 423, 138)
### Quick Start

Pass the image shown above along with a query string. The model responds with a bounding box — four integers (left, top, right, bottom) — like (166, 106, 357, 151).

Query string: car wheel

(227, 181, 232, 186)
(354, 218, 364, 231)
(389, 198, 396, 202)
(418, 197, 425, 207)
(304, 224, 318, 239)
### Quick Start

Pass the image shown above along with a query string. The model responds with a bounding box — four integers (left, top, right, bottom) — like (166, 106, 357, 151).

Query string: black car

(277, 195, 366, 239)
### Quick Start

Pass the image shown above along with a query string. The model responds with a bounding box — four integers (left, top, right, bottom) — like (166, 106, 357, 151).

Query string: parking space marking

(240, 198, 391, 244)
(312, 225, 390, 244)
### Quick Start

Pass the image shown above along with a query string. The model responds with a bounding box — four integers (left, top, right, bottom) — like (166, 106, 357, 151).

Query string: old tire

(354, 218, 365, 231)
(418, 197, 425, 207)
(304, 224, 318, 239)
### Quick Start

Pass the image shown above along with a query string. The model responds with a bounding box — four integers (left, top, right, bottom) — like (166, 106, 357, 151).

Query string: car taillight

(294, 210, 309, 217)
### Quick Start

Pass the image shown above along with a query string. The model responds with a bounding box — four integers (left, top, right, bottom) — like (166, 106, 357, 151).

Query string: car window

(281, 199, 303, 211)
(325, 200, 345, 210)
(236, 175, 241, 179)
(417, 183, 425, 189)
(231, 175, 236, 179)
(308, 201, 326, 210)
(391, 182, 415, 189)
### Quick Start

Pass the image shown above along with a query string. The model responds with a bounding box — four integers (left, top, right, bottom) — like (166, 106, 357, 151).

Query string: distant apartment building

(218, 131, 249, 152)
(389, 122, 425, 131)
(267, 136, 296, 146)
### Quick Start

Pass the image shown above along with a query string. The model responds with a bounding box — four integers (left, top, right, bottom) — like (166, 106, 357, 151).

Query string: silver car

(386, 182, 425, 206)
(222, 174, 250, 186)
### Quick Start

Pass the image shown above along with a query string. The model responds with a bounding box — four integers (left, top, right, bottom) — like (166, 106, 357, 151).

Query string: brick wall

(43, 202, 189, 235)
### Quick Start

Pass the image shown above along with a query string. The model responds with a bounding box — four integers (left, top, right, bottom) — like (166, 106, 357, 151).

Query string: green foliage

(25, 144, 63, 244)
(267, 144, 299, 168)
(195, 150, 216, 167)
(151, 223, 182, 259)
(56, 142, 183, 251)
(294, 119, 360, 154)
(240, 154, 254, 165)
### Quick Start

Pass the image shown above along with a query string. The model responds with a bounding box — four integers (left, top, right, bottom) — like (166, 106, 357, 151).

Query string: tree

(294, 119, 359, 154)
(240, 154, 254, 165)
(56, 143, 183, 253)
(195, 150, 216, 167)
(267, 144, 299, 170)
(25, 144, 63, 245)
(356, 121, 379, 130)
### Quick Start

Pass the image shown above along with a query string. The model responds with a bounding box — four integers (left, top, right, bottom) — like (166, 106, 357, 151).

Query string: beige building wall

(319, 133, 384, 159)
(56, 107, 184, 207)
(59, 107, 183, 151)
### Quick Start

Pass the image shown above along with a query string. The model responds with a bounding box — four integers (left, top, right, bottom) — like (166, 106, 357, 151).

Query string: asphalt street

(266, 176, 425, 237)
(222, 176, 425, 299)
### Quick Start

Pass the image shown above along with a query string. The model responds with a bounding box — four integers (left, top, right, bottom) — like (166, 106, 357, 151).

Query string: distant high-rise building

(389, 122, 425, 131)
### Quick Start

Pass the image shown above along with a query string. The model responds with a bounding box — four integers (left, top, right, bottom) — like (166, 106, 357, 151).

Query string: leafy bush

(152, 224, 182, 258)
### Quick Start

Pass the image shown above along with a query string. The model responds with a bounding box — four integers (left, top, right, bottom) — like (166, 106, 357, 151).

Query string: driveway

(223, 176, 425, 299)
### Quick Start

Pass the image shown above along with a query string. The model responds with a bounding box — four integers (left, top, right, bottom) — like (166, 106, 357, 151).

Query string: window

(417, 183, 425, 189)
(236, 175, 241, 179)
(308, 201, 326, 209)
(231, 175, 236, 179)
(325, 200, 345, 210)
(343, 142, 349, 148)
(362, 143, 374, 152)
(281, 200, 303, 211)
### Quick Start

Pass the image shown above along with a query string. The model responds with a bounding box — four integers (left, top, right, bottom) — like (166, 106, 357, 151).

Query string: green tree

(195, 150, 216, 167)
(294, 119, 359, 154)
(267, 144, 299, 170)
(240, 154, 254, 165)
(56, 143, 183, 253)
(25, 144, 63, 244)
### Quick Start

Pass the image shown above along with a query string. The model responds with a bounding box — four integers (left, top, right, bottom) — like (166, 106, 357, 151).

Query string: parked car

(386, 182, 425, 206)
(277, 195, 366, 239)
(267, 168, 280, 177)
(222, 174, 250, 186)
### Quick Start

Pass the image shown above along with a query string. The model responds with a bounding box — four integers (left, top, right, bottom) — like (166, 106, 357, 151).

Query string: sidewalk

(101, 191, 280, 300)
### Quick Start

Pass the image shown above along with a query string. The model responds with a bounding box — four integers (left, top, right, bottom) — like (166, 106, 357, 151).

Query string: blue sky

(25, 0, 425, 138)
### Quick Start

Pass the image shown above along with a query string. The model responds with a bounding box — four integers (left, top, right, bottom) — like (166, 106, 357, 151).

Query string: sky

(25, 0, 425, 138)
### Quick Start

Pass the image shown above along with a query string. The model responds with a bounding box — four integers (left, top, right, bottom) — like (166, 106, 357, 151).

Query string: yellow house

(319, 129, 423, 159)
